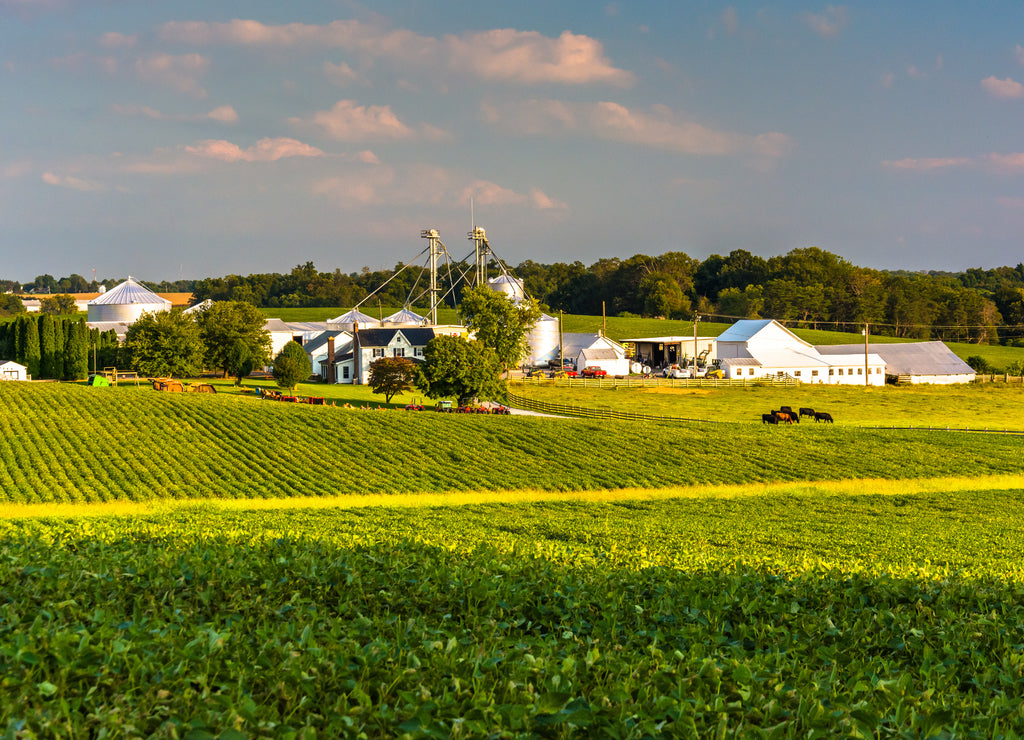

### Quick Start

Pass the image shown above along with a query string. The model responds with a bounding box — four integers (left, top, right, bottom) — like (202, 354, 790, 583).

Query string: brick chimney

(326, 335, 336, 384)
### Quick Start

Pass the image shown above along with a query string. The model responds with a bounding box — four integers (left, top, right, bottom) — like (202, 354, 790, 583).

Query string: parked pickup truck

(580, 366, 608, 378)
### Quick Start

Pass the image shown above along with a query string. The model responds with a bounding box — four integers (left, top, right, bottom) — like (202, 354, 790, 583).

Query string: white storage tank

(526, 313, 560, 366)
(383, 307, 425, 325)
(487, 275, 526, 302)
(87, 277, 171, 324)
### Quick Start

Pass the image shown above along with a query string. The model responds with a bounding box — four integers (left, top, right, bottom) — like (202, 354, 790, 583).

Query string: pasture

(3, 382, 1024, 735)
(513, 379, 1024, 430)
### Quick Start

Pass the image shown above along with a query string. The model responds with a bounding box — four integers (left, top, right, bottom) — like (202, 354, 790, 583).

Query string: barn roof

(303, 330, 352, 354)
(263, 318, 292, 333)
(816, 341, 975, 376)
(579, 348, 620, 361)
(715, 319, 776, 342)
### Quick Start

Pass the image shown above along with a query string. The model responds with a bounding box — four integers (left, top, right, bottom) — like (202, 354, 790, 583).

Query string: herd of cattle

(762, 406, 834, 425)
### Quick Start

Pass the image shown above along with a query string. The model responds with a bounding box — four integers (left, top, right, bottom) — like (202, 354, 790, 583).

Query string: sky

(3, 1, 1024, 283)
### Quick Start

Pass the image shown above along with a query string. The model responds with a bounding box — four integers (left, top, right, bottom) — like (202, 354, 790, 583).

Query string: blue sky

(3, 1, 1024, 282)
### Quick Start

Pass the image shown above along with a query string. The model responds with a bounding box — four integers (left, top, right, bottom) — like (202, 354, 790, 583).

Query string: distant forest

(6, 247, 1024, 345)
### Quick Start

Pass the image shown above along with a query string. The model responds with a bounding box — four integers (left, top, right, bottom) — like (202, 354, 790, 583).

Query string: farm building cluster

(2, 273, 979, 385)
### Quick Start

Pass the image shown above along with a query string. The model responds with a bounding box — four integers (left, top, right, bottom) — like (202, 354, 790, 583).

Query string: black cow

(799, 407, 815, 418)
(814, 411, 834, 423)
(762, 413, 779, 425)
(779, 406, 795, 414)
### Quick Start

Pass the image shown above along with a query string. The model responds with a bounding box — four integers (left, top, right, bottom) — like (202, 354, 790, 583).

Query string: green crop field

(3, 382, 1024, 736)
(513, 379, 1024, 430)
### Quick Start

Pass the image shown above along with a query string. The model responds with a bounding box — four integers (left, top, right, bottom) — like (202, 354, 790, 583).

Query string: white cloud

(1016, 45, 1024, 65)
(530, 188, 567, 210)
(134, 53, 210, 96)
(882, 157, 971, 172)
(981, 75, 1024, 99)
(984, 152, 1024, 172)
(41, 171, 103, 192)
(290, 100, 418, 141)
(801, 6, 848, 38)
(357, 150, 380, 164)
(459, 180, 525, 207)
(159, 19, 633, 86)
(184, 137, 324, 162)
(99, 32, 137, 49)
(721, 6, 738, 35)
(111, 103, 238, 123)
(483, 99, 793, 161)
(324, 61, 362, 86)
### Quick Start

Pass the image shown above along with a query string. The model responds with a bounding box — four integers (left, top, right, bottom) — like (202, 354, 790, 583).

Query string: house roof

(721, 357, 762, 366)
(0, 360, 26, 370)
(303, 330, 352, 354)
(355, 327, 435, 346)
(263, 318, 292, 333)
(579, 348, 621, 361)
(816, 341, 975, 376)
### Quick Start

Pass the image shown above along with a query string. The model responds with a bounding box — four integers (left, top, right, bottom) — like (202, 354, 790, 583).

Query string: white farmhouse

(716, 319, 885, 385)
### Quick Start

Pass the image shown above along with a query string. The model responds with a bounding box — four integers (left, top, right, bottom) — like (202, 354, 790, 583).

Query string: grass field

(513, 379, 1024, 430)
(4, 382, 1024, 735)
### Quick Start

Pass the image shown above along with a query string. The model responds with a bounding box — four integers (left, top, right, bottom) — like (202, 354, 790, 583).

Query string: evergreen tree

(65, 320, 89, 381)
(12, 315, 25, 364)
(39, 314, 58, 379)
(21, 315, 40, 379)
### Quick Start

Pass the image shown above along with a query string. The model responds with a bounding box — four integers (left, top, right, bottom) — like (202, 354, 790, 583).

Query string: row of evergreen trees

(0, 315, 118, 381)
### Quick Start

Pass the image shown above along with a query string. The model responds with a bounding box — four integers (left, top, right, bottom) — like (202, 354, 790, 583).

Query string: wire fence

(514, 375, 798, 390)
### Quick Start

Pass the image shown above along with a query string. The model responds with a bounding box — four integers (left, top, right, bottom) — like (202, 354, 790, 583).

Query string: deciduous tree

(123, 310, 204, 378)
(416, 335, 503, 407)
(195, 301, 271, 378)
(272, 341, 311, 391)
(368, 356, 416, 403)
(458, 285, 541, 373)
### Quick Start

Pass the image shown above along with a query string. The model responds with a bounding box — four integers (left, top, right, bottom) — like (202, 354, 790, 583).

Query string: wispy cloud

(801, 6, 848, 38)
(323, 61, 363, 87)
(184, 137, 324, 162)
(721, 7, 738, 35)
(111, 103, 238, 123)
(883, 152, 1024, 174)
(133, 53, 209, 97)
(1015, 45, 1024, 65)
(981, 75, 1024, 99)
(99, 32, 137, 50)
(41, 171, 104, 192)
(290, 100, 426, 142)
(482, 99, 793, 161)
(158, 19, 633, 87)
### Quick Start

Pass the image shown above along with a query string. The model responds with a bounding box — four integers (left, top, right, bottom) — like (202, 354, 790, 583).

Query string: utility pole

(558, 309, 564, 369)
(693, 314, 699, 375)
(602, 301, 606, 337)
(864, 321, 869, 387)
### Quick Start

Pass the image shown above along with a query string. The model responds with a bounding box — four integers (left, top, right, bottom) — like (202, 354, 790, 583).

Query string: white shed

(0, 360, 28, 381)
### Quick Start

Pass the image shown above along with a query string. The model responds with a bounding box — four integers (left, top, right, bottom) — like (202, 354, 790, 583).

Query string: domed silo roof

(87, 277, 171, 323)
(328, 308, 379, 330)
(486, 275, 526, 301)
(383, 307, 425, 325)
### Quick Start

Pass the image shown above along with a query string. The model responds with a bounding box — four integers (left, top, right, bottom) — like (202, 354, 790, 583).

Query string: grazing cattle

(779, 406, 795, 414)
(772, 410, 795, 424)
(799, 407, 815, 418)
(762, 413, 779, 425)
(814, 411, 834, 423)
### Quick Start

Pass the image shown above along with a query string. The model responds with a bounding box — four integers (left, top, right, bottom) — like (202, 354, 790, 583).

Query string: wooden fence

(973, 374, 1024, 384)
(513, 375, 797, 390)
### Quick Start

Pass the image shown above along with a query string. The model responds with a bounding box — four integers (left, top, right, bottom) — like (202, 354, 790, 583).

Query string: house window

(414, 347, 423, 357)
(343, 366, 350, 379)
(372, 348, 385, 358)
(811, 370, 818, 377)
(393, 348, 406, 357)
(829, 369, 834, 376)
(838, 369, 843, 376)
(749, 368, 755, 376)
(858, 368, 863, 375)
(794, 370, 801, 377)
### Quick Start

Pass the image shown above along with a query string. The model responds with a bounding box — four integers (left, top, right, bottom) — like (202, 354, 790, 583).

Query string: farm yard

(2, 381, 1024, 736)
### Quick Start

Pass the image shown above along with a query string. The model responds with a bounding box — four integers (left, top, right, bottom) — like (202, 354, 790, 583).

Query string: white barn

(817, 341, 976, 384)
(0, 360, 28, 381)
(716, 319, 885, 385)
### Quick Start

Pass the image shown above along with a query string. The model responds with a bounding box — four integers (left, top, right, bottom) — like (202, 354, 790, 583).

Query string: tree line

(0, 315, 117, 380)
(7, 247, 1024, 344)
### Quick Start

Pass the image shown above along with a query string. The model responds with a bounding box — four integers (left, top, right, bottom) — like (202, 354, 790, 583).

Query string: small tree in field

(368, 356, 416, 403)
(225, 339, 257, 386)
(272, 341, 311, 391)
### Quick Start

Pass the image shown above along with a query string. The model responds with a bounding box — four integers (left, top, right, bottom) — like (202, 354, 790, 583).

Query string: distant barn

(816, 341, 976, 384)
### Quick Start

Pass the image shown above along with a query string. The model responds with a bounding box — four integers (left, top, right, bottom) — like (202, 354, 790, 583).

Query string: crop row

(2, 383, 1023, 504)
(3, 488, 1024, 737)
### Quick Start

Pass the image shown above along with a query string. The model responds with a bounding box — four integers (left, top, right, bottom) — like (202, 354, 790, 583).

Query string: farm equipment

(190, 383, 216, 393)
(151, 379, 184, 392)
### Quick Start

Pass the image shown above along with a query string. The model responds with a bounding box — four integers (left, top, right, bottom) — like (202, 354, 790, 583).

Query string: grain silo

(87, 277, 171, 323)
(327, 308, 379, 331)
(486, 275, 526, 301)
(525, 313, 561, 366)
(383, 307, 425, 325)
